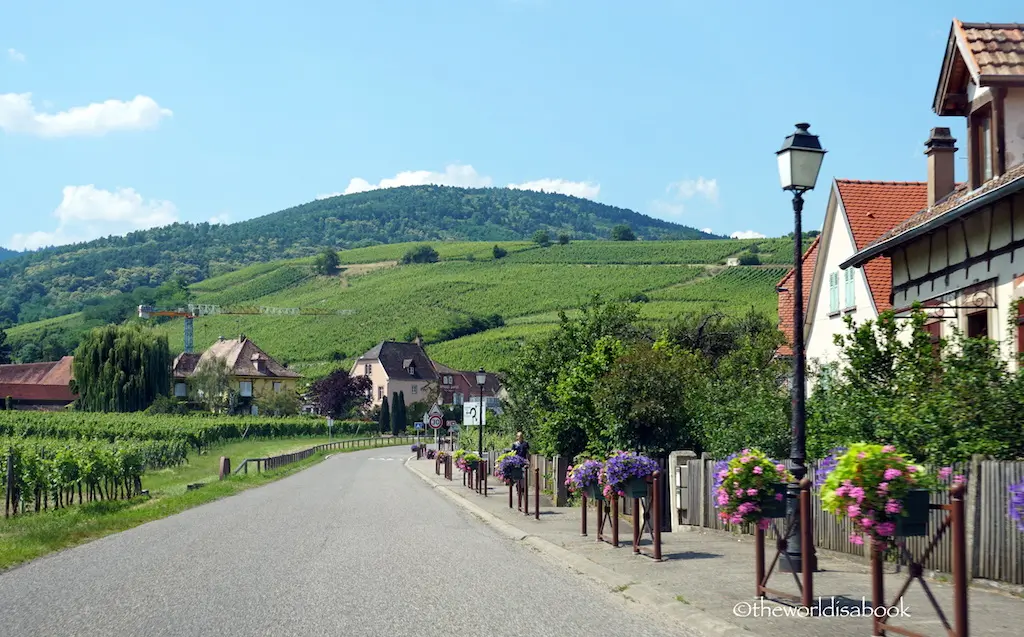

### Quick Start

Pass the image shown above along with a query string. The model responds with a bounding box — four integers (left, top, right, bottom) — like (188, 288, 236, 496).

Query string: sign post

(327, 417, 334, 439)
(414, 421, 424, 447)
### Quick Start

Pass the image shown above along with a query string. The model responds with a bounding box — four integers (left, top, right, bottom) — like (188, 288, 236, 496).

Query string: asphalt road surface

(0, 446, 691, 637)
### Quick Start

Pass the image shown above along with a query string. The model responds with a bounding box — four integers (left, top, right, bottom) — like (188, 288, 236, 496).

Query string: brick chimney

(925, 127, 957, 207)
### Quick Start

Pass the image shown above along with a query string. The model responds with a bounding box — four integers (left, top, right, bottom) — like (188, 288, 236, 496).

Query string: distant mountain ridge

(0, 247, 19, 262)
(0, 185, 716, 325)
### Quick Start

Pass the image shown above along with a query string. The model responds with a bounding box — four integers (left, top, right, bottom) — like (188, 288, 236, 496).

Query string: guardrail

(233, 436, 416, 475)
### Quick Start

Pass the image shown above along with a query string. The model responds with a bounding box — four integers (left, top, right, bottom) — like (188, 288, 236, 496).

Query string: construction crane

(138, 304, 356, 353)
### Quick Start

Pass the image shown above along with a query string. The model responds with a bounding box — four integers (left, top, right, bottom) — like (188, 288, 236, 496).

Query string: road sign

(414, 421, 424, 430)
(450, 423, 460, 433)
(427, 404, 443, 418)
(446, 420, 457, 428)
(463, 400, 487, 428)
(428, 414, 443, 429)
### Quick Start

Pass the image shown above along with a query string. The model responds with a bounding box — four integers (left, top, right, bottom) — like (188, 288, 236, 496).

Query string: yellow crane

(137, 304, 355, 353)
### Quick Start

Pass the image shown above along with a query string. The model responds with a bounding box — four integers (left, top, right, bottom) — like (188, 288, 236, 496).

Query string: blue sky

(0, 1, 1017, 250)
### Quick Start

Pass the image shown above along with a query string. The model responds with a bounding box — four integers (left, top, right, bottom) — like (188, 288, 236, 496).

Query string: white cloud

(208, 213, 230, 224)
(7, 48, 25, 63)
(667, 177, 719, 204)
(0, 93, 172, 137)
(507, 178, 600, 200)
(729, 230, 767, 240)
(649, 176, 719, 220)
(319, 164, 601, 201)
(9, 185, 178, 250)
(342, 164, 492, 195)
(701, 227, 713, 234)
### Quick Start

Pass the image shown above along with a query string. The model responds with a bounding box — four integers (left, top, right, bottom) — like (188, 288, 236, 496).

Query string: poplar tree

(379, 396, 390, 434)
(72, 324, 171, 412)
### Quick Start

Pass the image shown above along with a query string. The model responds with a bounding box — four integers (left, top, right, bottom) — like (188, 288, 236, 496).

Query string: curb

(405, 458, 750, 637)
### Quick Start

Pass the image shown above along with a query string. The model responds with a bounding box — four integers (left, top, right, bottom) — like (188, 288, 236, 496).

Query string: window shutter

(844, 268, 855, 308)
(829, 272, 839, 313)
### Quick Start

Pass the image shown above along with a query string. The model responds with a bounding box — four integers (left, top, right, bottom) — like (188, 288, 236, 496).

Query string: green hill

(158, 240, 790, 375)
(4, 239, 801, 368)
(0, 186, 717, 326)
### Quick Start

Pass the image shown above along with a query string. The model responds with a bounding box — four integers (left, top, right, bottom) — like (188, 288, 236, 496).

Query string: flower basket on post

(713, 449, 793, 528)
(566, 459, 605, 538)
(600, 451, 659, 500)
(494, 452, 528, 484)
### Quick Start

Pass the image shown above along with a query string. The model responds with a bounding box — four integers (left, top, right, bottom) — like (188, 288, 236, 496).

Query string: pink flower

(858, 452, 867, 459)
(735, 489, 744, 497)
(742, 449, 750, 455)
(849, 487, 865, 502)
(849, 533, 864, 545)
(746, 488, 758, 496)
(907, 465, 917, 473)
(717, 469, 729, 479)
(718, 511, 729, 521)
(876, 522, 896, 537)
(883, 468, 902, 480)
(738, 502, 755, 514)
(885, 499, 901, 514)
(729, 514, 743, 524)
(775, 464, 786, 473)
(938, 467, 953, 481)
(732, 467, 741, 475)
(953, 474, 966, 485)
(847, 504, 861, 517)
(861, 517, 874, 528)
(882, 445, 895, 452)
(740, 456, 751, 464)
(835, 485, 849, 497)
(753, 466, 763, 475)
(716, 493, 729, 506)
(877, 482, 889, 494)
(775, 493, 784, 501)
(757, 518, 771, 530)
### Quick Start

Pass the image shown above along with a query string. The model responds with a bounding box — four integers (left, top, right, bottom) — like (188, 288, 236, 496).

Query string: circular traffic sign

(428, 415, 443, 429)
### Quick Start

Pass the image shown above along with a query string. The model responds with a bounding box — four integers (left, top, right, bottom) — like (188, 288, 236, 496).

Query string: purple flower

(565, 459, 602, 491)
(1009, 480, 1024, 532)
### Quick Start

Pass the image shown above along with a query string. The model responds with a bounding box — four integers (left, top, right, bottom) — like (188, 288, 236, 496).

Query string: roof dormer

(933, 20, 1024, 189)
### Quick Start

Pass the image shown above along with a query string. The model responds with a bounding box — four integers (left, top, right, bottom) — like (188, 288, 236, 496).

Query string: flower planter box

(584, 483, 605, 501)
(624, 476, 650, 499)
(896, 488, 930, 537)
(761, 483, 788, 519)
(503, 466, 524, 482)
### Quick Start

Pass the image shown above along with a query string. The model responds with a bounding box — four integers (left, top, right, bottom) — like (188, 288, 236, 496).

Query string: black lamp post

(776, 123, 826, 573)
(476, 368, 487, 457)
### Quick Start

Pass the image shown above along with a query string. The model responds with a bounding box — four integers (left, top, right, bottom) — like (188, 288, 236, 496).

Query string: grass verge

(0, 438, 398, 571)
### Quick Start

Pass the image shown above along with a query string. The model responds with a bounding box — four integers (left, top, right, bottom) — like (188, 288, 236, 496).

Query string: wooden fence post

(4, 451, 14, 518)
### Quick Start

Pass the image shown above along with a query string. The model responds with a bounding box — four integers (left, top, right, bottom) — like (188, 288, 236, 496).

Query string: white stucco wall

(1004, 88, 1024, 170)
(806, 194, 878, 368)
(890, 190, 1024, 364)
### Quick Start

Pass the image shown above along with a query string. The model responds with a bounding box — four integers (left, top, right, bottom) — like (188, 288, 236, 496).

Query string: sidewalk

(407, 457, 1022, 637)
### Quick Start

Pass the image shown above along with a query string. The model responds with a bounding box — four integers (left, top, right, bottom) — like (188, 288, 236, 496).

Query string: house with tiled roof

(172, 335, 300, 406)
(843, 19, 1024, 364)
(433, 361, 502, 410)
(351, 340, 439, 407)
(776, 237, 819, 358)
(0, 356, 77, 410)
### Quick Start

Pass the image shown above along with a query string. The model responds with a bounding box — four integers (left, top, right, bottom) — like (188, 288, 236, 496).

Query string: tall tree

(379, 396, 390, 434)
(611, 225, 636, 241)
(314, 248, 341, 275)
(391, 391, 404, 435)
(71, 324, 171, 412)
(0, 325, 10, 364)
(308, 369, 372, 418)
(190, 356, 233, 413)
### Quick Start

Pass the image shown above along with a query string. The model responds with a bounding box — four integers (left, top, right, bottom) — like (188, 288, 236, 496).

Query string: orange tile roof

(835, 180, 929, 311)
(958, 20, 1024, 77)
(777, 236, 820, 357)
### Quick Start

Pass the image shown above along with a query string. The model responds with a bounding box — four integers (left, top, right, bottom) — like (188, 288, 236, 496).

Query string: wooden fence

(681, 454, 1024, 585)
(234, 435, 416, 475)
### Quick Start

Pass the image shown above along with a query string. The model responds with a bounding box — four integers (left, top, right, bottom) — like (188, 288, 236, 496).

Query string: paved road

(0, 446, 690, 637)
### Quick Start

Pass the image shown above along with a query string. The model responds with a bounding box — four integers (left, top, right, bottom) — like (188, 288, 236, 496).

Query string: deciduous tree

(308, 369, 371, 418)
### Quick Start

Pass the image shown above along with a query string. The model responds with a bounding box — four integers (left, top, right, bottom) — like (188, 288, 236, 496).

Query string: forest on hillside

(0, 186, 714, 325)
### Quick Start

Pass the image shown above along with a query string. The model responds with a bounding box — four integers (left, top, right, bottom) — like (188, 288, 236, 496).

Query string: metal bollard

(653, 471, 662, 561)
(534, 467, 540, 520)
(580, 493, 587, 536)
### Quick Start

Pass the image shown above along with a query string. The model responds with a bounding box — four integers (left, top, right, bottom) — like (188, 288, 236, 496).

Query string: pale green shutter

(844, 268, 855, 308)
(829, 272, 839, 313)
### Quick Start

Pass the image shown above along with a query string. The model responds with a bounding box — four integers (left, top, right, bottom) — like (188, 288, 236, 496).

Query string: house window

(273, 382, 282, 393)
(174, 382, 187, 398)
(828, 272, 839, 314)
(967, 310, 988, 339)
(454, 392, 464, 405)
(843, 268, 855, 309)
(364, 364, 372, 376)
(239, 381, 253, 397)
(377, 386, 384, 399)
(443, 375, 453, 385)
(924, 321, 942, 357)
(973, 107, 994, 184)
(411, 384, 418, 395)
(408, 364, 416, 376)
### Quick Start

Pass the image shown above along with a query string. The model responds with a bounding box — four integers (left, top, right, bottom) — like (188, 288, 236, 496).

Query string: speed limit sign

(428, 414, 443, 429)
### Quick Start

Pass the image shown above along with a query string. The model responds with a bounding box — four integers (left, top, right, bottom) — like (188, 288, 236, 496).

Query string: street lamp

(476, 368, 487, 457)
(776, 122, 826, 573)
